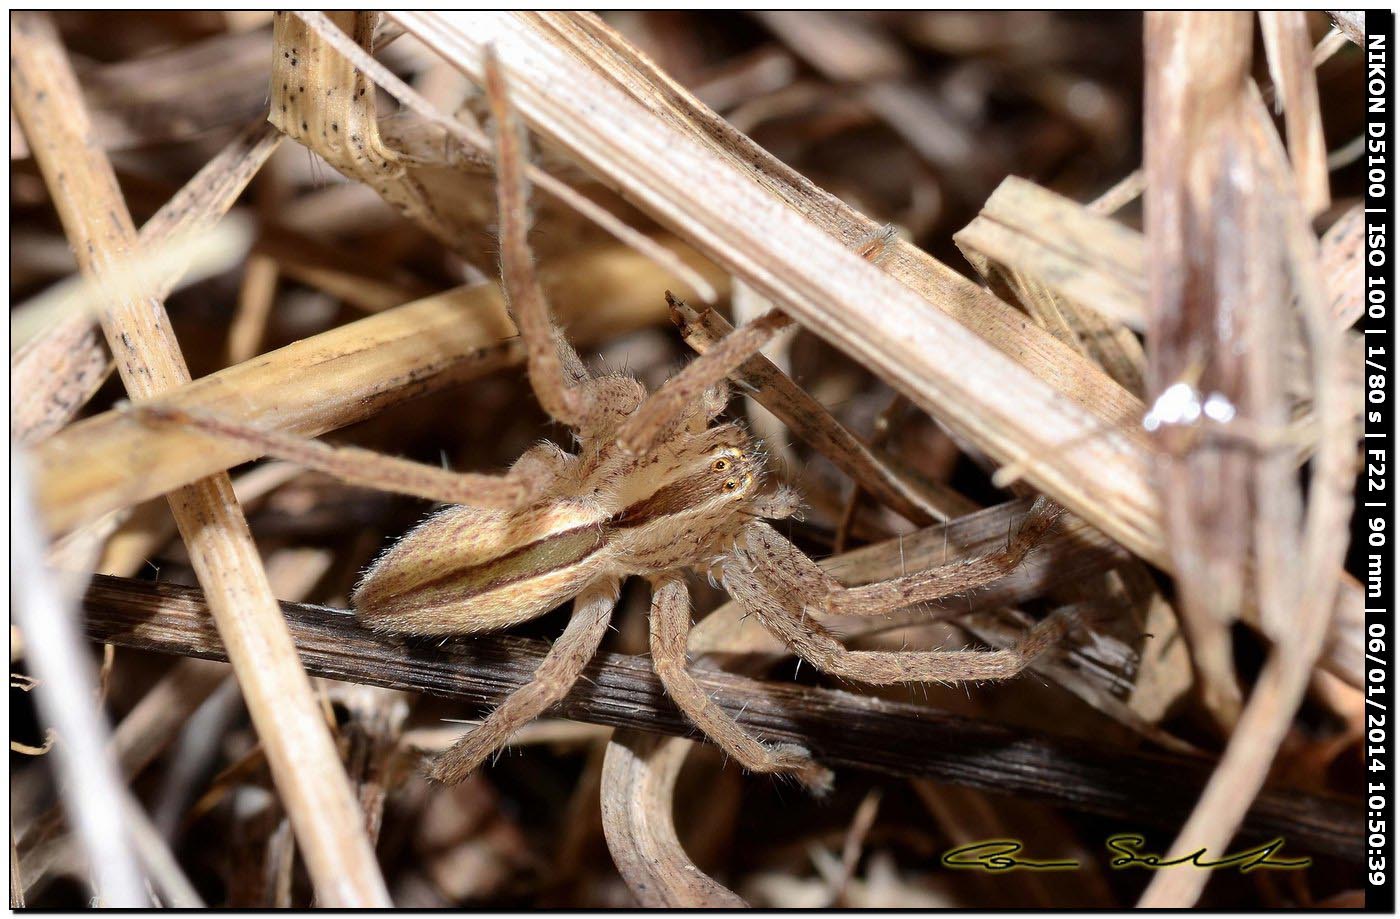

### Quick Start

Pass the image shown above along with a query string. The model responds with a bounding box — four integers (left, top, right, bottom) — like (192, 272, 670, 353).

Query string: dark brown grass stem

(80, 574, 1363, 863)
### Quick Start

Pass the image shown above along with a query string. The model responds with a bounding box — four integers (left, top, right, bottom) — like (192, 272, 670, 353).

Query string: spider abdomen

(352, 498, 610, 636)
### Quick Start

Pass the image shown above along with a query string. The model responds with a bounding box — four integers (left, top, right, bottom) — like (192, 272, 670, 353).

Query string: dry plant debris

(10, 10, 1367, 909)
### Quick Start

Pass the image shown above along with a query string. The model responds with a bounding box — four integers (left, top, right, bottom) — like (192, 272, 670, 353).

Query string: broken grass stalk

(9, 11, 390, 905)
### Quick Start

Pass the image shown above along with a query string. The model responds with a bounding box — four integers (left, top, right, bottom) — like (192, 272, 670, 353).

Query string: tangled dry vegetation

(10, 10, 1367, 909)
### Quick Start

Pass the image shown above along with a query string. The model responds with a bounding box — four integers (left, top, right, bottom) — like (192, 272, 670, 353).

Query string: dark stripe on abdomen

(410, 526, 607, 600)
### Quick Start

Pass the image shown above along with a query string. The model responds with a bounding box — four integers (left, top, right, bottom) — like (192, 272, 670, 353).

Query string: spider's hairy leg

(128, 402, 529, 507)
(484, 48, 592, 430)
(616, 224, 892, 454)
(723, 547, 1076, 685)
(427, 577, 621, 785)
(750, 484, 803, 521)
(647, 574, 833, 793)
(615, 293, 793, 454)
(688, 381, 731, 433)
(741, 499, 1062, 619)
(827, 497, 1062, 616)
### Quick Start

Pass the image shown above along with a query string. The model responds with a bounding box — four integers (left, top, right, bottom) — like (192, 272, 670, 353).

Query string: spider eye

(723, 478, 739, 491)
(712, 458, 730, 472)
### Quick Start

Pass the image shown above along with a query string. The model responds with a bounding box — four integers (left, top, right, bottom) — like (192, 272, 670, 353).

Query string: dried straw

(10, 12, 389, 905)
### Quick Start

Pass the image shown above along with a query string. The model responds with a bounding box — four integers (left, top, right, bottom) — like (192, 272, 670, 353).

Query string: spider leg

(723, 507, 1075, 685)
(625, 223, 891, 455)
(723, 550, 1074, 685)
(484, 50, 592, 430)
(427, 577, 621, 785)
(686, 380, 731, 433)
(828, 498, 1062, 616)
(615, 295, 793, 454)
(740, 499, 1062, 618)
(647, 573, 832, 793)
(128, 402, 533, 507)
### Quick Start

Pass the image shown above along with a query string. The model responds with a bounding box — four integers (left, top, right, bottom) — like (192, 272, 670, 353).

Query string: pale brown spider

(136, 53, 1073, 793)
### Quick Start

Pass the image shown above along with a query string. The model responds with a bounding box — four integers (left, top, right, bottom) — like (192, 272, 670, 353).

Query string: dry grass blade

(957, 174, 1363, 687)
(955, 176, 1147, 393)
(965, 178, 1366, 341)
(9, 12, 389, 905)
(1073, 20, 1349, 224)
(1143, 8, 1257, 732)
(1088, 170, 1147, 216)
(11, 219, 254, 368)
(390, 11, 1167, 567)
(137, 120, 284, 258)
(285, 11, 717, 303)
(1137, 19, 1357, 907)
(79, 574, 1363, 862)
(600, 732, 748, 908)
(10, 323, 108, 447)
(1259, 12, 1332, 218)
(956, 177, 1147, 328)
(11, 120, 279, 445)
(34, 240, 715, 536)
(9, 459, 147, 906)
(121, 793, 204, 908)
(79, 26, 272, 152)
(228, 255, 280, 367)
(269, 12, 461, 251)
(1323, 205, 1365, 326)
(829, 788, 882, 907)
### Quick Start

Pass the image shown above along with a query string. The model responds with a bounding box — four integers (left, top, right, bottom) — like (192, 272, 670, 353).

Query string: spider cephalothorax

(133, 50, 1073, 794)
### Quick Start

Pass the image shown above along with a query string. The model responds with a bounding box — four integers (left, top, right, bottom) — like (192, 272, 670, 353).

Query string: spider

(134, 53, 1074, 793)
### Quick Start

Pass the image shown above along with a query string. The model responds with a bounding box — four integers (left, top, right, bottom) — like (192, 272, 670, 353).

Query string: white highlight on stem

(1143, 382, 1237, 432)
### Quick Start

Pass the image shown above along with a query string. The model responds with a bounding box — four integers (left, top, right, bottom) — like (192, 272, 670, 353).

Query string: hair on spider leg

(1026, 670, 1054, 691)
(729, 376, 763, 398)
